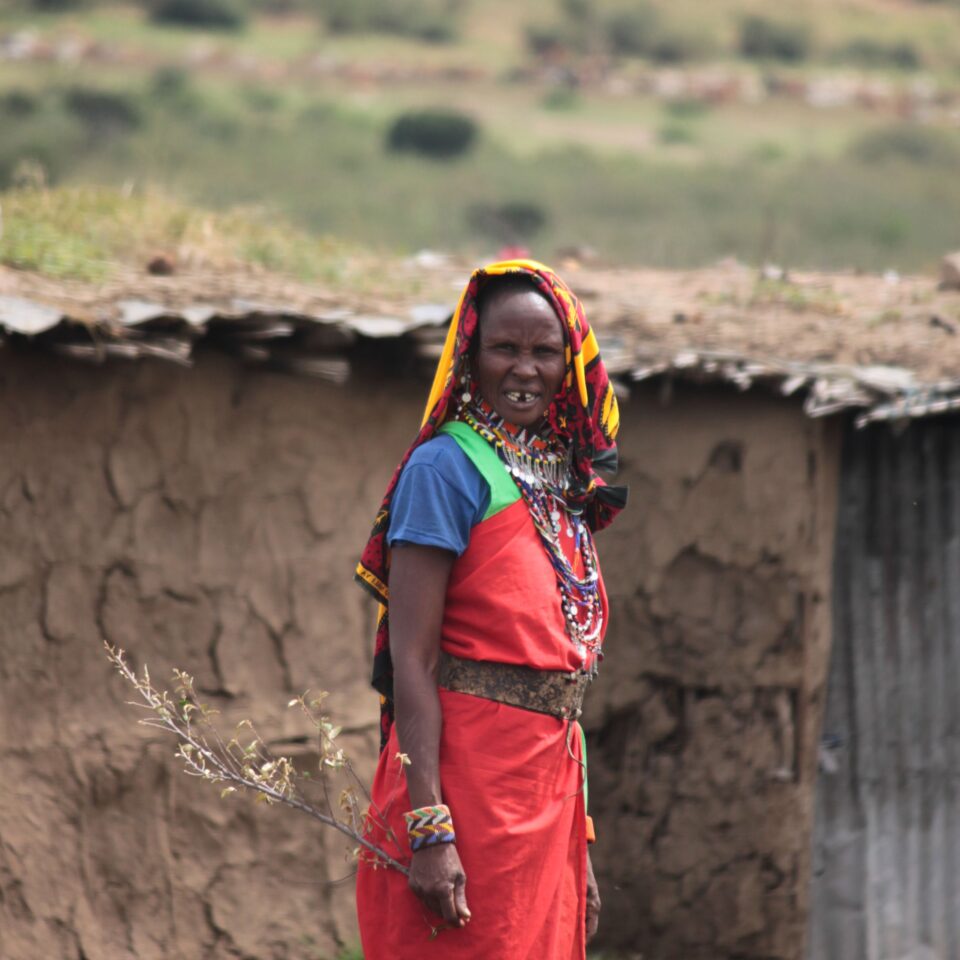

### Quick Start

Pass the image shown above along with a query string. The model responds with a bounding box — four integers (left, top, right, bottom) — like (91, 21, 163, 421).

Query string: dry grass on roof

(570, 263, 960, 384)
(0, 256, 463, 324)
(3, 254, 960, 385)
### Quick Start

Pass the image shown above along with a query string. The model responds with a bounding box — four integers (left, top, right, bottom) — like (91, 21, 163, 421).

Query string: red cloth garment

(357, 493, 603, 959)
(441, 500, 608, 675)
(357, 696, 587, 960)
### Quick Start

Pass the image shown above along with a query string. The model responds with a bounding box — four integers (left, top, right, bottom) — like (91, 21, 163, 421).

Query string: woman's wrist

(404, 777, 444, 811)
(405, 803, 456, 852)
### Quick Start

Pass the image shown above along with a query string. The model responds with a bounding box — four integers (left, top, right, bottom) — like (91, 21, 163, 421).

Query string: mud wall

(587, 382, 840, 959)
(0, 354, 838, 960)
(0, 350, 409, 960)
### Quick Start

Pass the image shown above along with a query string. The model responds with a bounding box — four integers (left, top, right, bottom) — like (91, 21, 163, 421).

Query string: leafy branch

(105, 642, 409, 877)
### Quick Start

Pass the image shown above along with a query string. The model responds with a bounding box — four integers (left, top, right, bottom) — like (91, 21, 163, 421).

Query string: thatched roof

(2, 258, 959, 427)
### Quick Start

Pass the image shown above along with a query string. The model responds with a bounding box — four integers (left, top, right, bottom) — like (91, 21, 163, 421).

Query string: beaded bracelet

(404, 804, 456, 853)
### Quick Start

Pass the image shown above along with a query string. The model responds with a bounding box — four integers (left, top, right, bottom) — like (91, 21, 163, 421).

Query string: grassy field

(2, 0, 960, 273)
(0, 183, 362, 281)
(8, 0, 960, 74)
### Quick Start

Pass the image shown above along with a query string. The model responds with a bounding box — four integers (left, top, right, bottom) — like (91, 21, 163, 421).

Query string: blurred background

(3, 0, 960, 280)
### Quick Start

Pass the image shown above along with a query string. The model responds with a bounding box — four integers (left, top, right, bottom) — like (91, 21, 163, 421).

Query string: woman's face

(474, 288, 566, 427)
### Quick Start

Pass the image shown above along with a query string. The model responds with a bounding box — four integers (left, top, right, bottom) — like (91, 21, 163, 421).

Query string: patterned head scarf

(355, 259, 626, 745)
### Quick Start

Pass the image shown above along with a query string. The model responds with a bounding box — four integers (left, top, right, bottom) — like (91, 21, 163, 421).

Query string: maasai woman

(355, 260, 625, 959)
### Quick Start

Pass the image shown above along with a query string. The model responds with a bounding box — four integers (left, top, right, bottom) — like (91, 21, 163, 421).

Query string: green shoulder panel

(438, 420, 520, 520)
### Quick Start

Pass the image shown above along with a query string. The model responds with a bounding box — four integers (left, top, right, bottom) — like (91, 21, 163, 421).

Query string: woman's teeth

(506, 391, 535, 403)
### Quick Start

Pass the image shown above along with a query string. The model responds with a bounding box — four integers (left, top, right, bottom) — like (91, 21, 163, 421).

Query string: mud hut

(0, 260, 957, 960)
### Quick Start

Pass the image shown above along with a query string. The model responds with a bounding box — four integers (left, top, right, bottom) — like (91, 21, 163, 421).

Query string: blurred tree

(148, 0, 248, 30)
(0, 90, 40, 118)
(525, 22, 573, 57)
(63, 87, 142, 137)
(386, 109, 477, 159)
(532, 0, 710, 63)
(249, 0, 302, 11)
(850, 124, 960, 166)
(738, 15, 811, 62)
(605, 4, 660, 56)
(834, 37, 921, 70)
(27, 0, 93, 10)
(468, 200, 547, 243)
(309, 0, 465, 42)
(559, 0, 589, 23)
(555, 0, 602, 54)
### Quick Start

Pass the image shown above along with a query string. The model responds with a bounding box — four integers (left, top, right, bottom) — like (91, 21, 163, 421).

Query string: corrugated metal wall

(809, 418, 960, 960)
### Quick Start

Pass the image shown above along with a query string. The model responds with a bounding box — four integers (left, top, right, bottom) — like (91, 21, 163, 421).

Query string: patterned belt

(437, 651, 593, 721)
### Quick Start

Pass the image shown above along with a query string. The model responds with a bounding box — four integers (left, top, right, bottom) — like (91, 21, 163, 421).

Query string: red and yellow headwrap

(355, 259, 626, 746)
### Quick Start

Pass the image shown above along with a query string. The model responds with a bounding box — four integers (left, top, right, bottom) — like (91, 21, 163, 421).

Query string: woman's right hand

(408, 843, 471, 927)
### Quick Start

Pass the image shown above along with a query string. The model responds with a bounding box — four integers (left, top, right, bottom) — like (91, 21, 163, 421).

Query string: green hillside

(3, 0, 960, 272)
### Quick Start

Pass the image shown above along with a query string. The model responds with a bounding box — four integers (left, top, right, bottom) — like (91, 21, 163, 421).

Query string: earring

(458, 358, 473, 405)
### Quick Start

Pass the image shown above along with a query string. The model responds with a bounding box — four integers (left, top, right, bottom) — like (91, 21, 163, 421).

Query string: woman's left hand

(586, 849, 601, 942)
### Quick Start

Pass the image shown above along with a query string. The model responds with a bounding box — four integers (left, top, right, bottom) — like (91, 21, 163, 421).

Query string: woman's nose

(513, 351, 537, 377)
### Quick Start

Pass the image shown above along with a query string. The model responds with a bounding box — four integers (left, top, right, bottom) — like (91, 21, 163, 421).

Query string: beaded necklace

(456, 396, 604, 670)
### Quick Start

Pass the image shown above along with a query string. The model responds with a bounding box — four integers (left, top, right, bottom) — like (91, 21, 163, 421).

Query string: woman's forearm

(385, 544, 471, 926)
(394, 656, 444, 808)
(387, 543, 456, 811)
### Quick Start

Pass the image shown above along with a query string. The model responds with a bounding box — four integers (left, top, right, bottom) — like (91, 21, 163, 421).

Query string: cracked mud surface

(0, 357, 837, 960)
(0, 351, 402, 960)
(585, 383, 838, 959)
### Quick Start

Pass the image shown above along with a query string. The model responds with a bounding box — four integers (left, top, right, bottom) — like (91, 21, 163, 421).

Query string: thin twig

(105, 642, 409, 877)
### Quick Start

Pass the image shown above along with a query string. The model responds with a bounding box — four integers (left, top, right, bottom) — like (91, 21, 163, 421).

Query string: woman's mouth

(504, 390, 538, 405)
